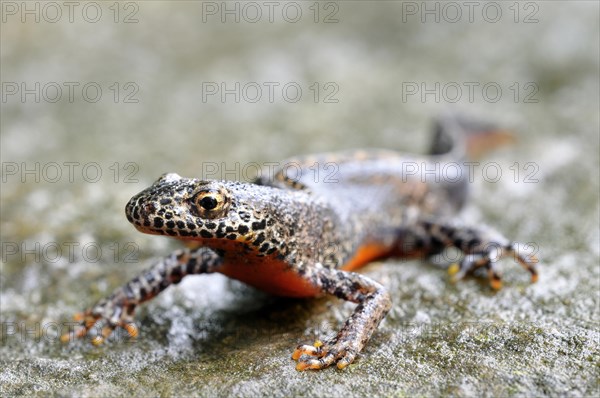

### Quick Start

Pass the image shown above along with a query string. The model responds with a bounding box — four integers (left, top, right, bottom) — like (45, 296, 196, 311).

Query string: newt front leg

(61, 247, 223, 344)
(292, 266, 392, 370)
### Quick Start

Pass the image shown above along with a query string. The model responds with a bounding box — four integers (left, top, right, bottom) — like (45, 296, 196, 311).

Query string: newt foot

(292, 339, 360, 371)
(60, 296, 138, 345)
(448, 242, 539, 290)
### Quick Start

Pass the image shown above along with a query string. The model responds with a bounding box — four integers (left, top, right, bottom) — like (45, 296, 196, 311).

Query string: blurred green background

(1, 1, 598, 397)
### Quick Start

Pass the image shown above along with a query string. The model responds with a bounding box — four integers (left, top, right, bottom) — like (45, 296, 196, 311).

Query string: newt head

(125, 173, 281, 252)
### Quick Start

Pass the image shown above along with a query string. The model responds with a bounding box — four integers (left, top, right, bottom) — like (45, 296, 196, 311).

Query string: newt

(62, 115, 538, 370)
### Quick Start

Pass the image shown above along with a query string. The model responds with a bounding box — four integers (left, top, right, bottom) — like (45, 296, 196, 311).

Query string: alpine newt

(62, 115, 539, 370)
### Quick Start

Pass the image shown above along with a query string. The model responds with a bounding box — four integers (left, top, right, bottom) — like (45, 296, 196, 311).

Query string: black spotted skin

(63, 115, 539, 370)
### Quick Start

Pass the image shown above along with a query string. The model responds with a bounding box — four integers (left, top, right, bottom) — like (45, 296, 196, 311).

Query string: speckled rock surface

(1, 2, 598, 397)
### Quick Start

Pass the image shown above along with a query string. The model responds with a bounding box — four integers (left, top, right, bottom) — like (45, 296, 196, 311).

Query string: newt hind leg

(393, 220, 539, 289)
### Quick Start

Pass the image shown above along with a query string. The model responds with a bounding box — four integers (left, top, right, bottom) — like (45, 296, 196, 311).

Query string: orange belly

(341, 243, 392, 271)
(217, 243, 392, 298)
(218, 255, 322, 298)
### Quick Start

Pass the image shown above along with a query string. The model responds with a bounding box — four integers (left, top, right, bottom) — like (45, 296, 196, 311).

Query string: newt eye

(199, 196, 218, 210)
(190, 188, 230, 219)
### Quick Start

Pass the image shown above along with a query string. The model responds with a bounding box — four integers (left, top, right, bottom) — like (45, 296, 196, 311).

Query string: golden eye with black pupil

(199, 196, 218, 210)
(190, 188, 230, 219)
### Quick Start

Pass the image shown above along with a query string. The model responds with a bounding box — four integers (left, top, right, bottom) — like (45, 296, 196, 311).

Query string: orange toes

(124, 323, 138, 338)
(60, 332, 73, 343)
(72, 312, 85, 322)
(91, 336, 104, 346)
(292, 340, 323, 360)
